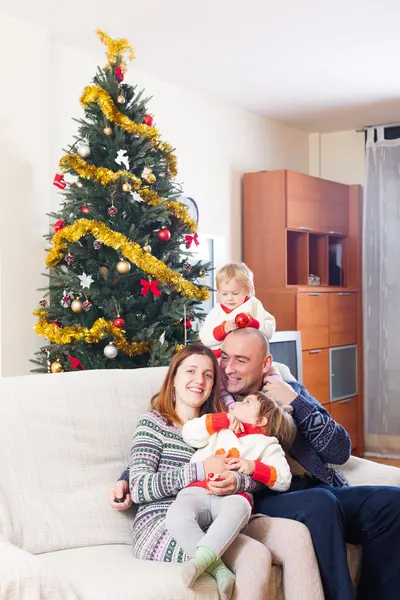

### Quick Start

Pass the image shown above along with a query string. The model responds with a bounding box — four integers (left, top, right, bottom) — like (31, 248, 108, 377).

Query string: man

(110, 328, 400, 600)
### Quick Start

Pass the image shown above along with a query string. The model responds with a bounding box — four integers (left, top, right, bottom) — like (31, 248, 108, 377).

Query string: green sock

(207, 558, 236, 600)
(181, 546, 217, 588)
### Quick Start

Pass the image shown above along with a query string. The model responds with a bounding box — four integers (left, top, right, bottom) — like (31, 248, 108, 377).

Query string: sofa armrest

(0, 539, 78, 600)
(334, 456, 400, 487)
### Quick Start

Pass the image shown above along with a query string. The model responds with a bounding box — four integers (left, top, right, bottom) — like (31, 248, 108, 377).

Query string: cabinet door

(297, 293, 329, 350)
(329, 293, 357, 347)
(286, 171, 321, 231)
(302, 348, 330, 405)
(330, 397, 359, 453)
(320, 180, 349, 235)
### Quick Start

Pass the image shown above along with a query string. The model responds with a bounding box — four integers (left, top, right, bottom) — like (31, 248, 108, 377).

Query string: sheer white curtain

(364, 126, 400, 456)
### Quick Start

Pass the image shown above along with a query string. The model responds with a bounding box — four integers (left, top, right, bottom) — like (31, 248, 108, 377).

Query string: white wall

(309, 130, 365, 185)
(0, 14, 309, 376)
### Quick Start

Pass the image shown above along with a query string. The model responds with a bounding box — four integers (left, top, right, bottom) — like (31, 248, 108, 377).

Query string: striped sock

(207, 559, 236, 600)
(181, 546, 217, 588)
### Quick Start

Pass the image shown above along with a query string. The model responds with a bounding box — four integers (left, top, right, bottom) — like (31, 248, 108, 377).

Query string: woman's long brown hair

(151, 344, 225, 425)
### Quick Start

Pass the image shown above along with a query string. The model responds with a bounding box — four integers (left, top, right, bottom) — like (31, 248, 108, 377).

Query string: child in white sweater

(165, 391, 296, 599)
(200, 262, 281, 409)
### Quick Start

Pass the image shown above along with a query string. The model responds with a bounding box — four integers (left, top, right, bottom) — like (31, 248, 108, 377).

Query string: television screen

(270, 340, 299, 381)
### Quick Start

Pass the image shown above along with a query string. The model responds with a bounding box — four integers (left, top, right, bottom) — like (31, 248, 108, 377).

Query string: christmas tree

(31, 30, 210, 374)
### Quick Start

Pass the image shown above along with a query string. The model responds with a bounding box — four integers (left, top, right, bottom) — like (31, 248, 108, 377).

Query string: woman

(110, 345, 324, 600)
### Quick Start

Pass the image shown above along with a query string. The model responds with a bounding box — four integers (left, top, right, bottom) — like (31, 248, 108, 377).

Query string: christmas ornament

(68, 355, 86, 370)
(122, 182, 132, 192)
(142, 167, 155, 184)
(53, 173, 66, 189)
(78, 272, 94, 289)
(136, 312, 142, 318)
(77, 142, 91, 158)
(104, 342, 118, 359)
(157, 227, 171, 242)
(93, 240, 102, 250)
(46, 348, 51, 373)
(64, 253, 74, 266)
(116, 259, 131, 274)
(99, 266, 109, 280)
(143, 243, 152, 253)
(61, 290, 72, 308)
(235, 313, 250, 328)
(82, 300, 93, 311)
(113, 317, 125, 329)
(81, 205, 90, 214)
(143, 114, 153, 127)
(185, 232, 199, 249)
(140, 279, 161, 298)
(182, 319, 193, 329)
(199, 268, 207, 278)
(184, 263, 192, 272)
(51, 360, 64, 373)
(71, 299, 83, 312)
(115, 66, 124, 82)
(52, 321, 61, 328)
(115, 149, 130, 170)
(108, 200, 118, 217)
(103, 126, 113, 135)
(117, 94, 125, 104)
(54, 219, 66, 233)
(39, 298, 47, 308)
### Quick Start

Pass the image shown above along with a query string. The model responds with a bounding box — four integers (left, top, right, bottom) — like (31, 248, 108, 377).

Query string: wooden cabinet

(302, 348, 330, 405)
(329, 293, 357, 347)
(330, 397, 359, 452)
(297, 293, 329, 350)
(320, 180, 349, 235)
(286, 171, 321, 231)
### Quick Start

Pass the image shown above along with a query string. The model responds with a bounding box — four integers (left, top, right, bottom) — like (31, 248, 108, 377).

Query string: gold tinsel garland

(46, 219, 210, 301)
(97, 29, 135, 67)
(34, 311, 150, 357)
(59, 154, 196, 232)
(80, 86, 178, 177)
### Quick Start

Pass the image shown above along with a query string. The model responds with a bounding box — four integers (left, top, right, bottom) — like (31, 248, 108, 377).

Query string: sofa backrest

(0, 367, 167, 554)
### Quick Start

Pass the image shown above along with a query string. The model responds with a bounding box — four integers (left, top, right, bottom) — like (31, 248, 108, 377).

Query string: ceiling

(2, 0, 400, 132)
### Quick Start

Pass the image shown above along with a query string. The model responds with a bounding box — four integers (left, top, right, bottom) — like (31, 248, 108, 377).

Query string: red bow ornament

(54, 219, 66, 233)
(67, 355, 86, 370)
(185, 233, 199, 249)
(140, 279, 161, 298)
(115, 66, 124, 82)
(53, 173, 66, 189)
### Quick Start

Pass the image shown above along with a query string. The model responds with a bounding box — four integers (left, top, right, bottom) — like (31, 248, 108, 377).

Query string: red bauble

(184, 319, 193, 329)
(143, 114, 153, 127)
(235, 313, 250, 328)
(115, 66, 124, 82)
(52, 321, 61, 328)
(54, 219, 66, 232)
(157, 227, 171, 242)
(113, 317, 126, 329)
(81, 205, 90, 214)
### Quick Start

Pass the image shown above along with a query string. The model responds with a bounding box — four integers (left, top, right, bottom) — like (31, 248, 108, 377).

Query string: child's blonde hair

(216, 262, 255, 296)
(251, 391, 297, 451)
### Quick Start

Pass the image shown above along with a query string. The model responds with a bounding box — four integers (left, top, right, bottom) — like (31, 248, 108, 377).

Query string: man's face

(219, 333, 272, 396)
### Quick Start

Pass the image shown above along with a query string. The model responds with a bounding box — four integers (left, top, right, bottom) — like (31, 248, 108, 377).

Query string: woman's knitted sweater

(129, 410, 257, 562)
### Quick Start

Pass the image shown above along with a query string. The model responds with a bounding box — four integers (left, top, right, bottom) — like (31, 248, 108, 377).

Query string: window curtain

(364, 126, 400, 456)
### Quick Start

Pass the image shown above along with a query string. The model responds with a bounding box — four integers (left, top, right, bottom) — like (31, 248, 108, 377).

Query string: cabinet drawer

(329, 293, 357, 347)
(320, 180, 349, 235)
(297, 293, 329, 350)
(330, 396, 359, 452)
(286, 171, 321, 231)
(302, 349, 330, 405)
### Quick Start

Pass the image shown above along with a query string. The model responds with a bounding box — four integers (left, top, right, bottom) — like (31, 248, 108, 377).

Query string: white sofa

(1, 367, 399, 600)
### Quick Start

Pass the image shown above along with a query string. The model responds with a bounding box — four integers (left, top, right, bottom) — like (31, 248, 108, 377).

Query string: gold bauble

(71, 299, 83, 312)
(143, 244, 152, 253)
(122, 182, 132, 192)
(116, 259, 131, 274)
(117, 94, 125, 104)
(51, 360, 64, 373)
(103, 126, 113, 135)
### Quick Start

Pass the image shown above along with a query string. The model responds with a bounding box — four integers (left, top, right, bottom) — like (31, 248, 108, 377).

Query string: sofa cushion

(39, 544, 218, 600)
(0, 368, 166, 554)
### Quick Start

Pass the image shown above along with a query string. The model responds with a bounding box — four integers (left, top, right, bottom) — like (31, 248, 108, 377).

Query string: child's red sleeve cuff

(205, 413, 230, 434)
(213, 323, 227, 341)
(247, 316, 260, 329)
(252, 461, 278, 487)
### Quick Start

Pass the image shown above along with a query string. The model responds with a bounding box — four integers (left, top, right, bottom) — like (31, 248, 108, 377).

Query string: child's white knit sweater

(183, 413, 292, 492)
(199, 296, 276, 352)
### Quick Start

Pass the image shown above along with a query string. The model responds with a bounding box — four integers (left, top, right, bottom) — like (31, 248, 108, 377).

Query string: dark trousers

(254, 478, 400, 600)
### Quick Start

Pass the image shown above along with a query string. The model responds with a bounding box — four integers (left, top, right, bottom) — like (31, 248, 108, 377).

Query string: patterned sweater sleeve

(289, 382, 351, 465)
(129, 412, 201, 504)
